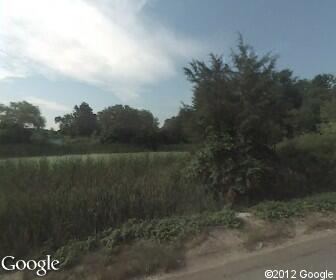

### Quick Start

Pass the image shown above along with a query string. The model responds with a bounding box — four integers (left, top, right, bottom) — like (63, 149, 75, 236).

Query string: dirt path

(153, 230, 336, 280)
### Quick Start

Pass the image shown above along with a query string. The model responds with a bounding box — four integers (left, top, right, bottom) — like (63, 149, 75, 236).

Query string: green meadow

(0, 152, 217, 257)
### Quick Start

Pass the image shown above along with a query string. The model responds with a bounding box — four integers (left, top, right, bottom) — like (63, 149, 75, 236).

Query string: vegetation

(98, 105, 159, 147)
(2, 36, 336, 275)
(183, 36, 336, 204)
(0, 101, 45, 144)
(253, 192, 336, 220)
(54, 208, 239, 267)
(0, 152, 220, 258)
(0, 142, 148, 159)
(55, 102, 97, 137)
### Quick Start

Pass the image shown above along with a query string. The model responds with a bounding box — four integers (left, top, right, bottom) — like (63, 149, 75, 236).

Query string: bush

(253, 192, 336, 220)
(54, 209, 241, 267)
(275, 130, 336, 198)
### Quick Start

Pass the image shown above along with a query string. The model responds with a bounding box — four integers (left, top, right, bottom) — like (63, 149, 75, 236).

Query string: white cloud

(0, 0, 201, 100)
(26, 97, 70, 112)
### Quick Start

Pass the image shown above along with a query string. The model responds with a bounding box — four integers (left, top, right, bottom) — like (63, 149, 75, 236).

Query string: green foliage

(321, 97, 336, 123)
(0, 126, 32, 144)
(0, 101, 45, 129)
(98, 104, 159, 147)
(54, 209, 240, 267)
(294, 74, 336, 133)
(53, 191, 336, 268)
(182, 37, 336, 204)
(275, 128, 336, 199)
(188, 132, 275, 203)
(0, 142, 194, 158)
(0, 152, 219, 258)
(3, 36, 336, 271)
(184, 36, 295, 200)
(160, 105, 197, 144)
(0, 101, 45, 144)
(187, 133, 235, 197)
(55, 102, 97, 137)
(253, 192, 336, 220)
(184, 38, 298, 145)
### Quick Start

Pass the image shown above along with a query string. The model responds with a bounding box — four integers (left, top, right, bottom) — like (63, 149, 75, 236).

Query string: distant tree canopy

(0, 101, 45, 129)
(0, 101, 45, 144)
(295, 74, 336, 133)
(160, 105, 196, 144)
(98, 105, 159, 146)
(55, 102, 97, 137)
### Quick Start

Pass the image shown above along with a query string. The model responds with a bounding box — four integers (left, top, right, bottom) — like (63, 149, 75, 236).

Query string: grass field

(0, 151, 189, 162)
(0, 152, 217, 258)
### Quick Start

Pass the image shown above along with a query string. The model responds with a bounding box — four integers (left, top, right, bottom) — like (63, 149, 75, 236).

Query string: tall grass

(0, 152, 215, 258)
(0, 143, 148, 159)
(0, 143, 194, 159)
(275, 130, 336, 199)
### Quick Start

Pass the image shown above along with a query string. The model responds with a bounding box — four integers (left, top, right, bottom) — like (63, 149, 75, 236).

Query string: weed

(0, 153, 218, 258)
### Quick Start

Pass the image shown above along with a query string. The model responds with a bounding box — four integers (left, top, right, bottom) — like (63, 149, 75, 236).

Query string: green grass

(54, 209, 240, 267)
(3, 145, 336, 266)
(1, 151, 188, 162)
(0, 152, 218, 258)
(0, 142, 149, 159)
(51, 191, 336, 268)
(252, 192, 336, 220)
(0, 142, 194, 159)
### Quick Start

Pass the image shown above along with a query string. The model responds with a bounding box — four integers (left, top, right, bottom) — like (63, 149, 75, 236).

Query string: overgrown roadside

(3, 192, 335, 280)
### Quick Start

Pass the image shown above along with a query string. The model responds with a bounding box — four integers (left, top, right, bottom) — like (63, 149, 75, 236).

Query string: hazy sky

(0, 0, 335, 127)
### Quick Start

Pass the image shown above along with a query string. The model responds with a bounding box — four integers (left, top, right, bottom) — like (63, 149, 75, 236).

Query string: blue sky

(0, 0, 335, 128)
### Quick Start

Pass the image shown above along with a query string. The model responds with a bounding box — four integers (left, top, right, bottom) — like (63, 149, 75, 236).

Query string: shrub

(276, 131, 336, 198)
(54, 209, 241, 267)
(253, 192, 336, 220)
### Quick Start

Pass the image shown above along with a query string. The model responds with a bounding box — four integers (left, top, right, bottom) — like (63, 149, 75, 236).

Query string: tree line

(55, 103, 160, 147)
(1, 36, 336, 151)
(0, 99, 189, 147)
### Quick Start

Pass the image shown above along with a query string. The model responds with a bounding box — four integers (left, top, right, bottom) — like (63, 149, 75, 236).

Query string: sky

(0, 0, 335, 128)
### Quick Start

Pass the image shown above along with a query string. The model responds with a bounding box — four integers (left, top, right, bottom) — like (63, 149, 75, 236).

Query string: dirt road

(159, 231, 336, 280)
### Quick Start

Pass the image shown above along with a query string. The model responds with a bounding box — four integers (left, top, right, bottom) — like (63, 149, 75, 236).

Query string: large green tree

(55, 102, 97, 137)
(0, 101, 45, 143)
(98, 105, 159, 146)
(185, 37, 300, 202)
(0, 101, 45, 129)
(160, 104, 196, 144)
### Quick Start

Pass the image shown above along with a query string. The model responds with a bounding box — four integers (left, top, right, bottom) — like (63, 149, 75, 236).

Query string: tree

(55, 102, 97, 137)
(97, 105, 159, 146)
(161, 104, 198, 144)
(161, 116, 184, 144)
(295, 74, 336, 133)
(72, 102, 98, 136)
(185, 36, 299, 202)
(55, 114, 74, 136)
(321, 97, 336, 123)
(0, 101, 45, 129)
(0, 101, 45, 143)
